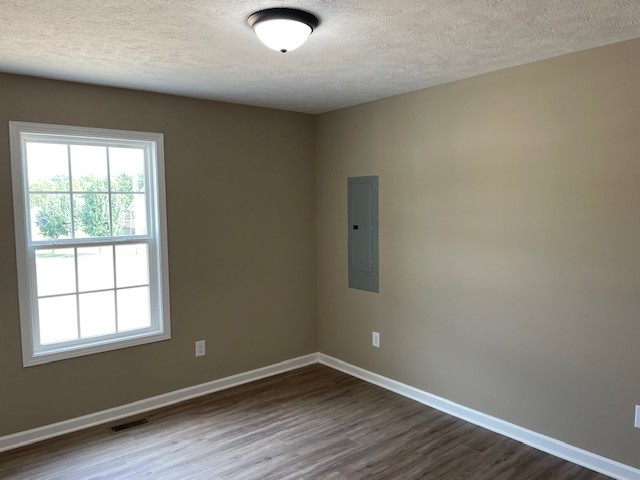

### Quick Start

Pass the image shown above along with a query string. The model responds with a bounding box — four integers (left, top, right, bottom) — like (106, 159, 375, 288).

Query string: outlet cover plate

(195, 340, 206, 357)
(372, 331, 380, 348)
(635, 405, 640, 428)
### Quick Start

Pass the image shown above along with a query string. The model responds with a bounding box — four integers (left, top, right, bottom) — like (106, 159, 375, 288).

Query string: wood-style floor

(0, 364, 611, 480)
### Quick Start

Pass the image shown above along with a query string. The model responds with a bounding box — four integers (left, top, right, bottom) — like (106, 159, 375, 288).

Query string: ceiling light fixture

(248, 8, 319, 53)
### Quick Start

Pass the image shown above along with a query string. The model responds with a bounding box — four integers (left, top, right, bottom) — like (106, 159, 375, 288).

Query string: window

(10, 122, 170, 366)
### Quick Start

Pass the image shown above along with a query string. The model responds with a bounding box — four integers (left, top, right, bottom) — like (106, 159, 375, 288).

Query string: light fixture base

(247, 8, 319, 31)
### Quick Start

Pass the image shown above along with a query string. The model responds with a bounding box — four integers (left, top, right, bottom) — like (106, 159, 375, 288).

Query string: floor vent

(110, 418, 149, 433)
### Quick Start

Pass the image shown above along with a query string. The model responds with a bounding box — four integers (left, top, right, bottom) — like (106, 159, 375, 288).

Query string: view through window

(10, 123, 170, 365)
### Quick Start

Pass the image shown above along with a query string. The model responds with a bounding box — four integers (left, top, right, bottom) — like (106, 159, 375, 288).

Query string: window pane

(26, 142, 69, 192)
(109, 147, 145, 192)
(79, 291, 116, 338)
(112, 193, 147, 236)
(36, 248, 76, 297)
(117, 287, 151, 332)
(29, 193, 72, 241)
(116, 244, 149, 288)
(70, 145, 108, 192)
(73, 194, 111, 238)
(78, 246, 114, 292)
(39, 295, 78, 345)
(12, 123, 168, 365)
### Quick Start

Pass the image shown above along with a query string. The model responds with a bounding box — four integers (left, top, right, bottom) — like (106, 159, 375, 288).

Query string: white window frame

(10, 122, 171, 367)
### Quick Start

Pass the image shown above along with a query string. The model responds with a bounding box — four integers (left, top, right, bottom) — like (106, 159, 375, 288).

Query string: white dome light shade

(254, 19, 312, 53)
(248, 8, 319, 53)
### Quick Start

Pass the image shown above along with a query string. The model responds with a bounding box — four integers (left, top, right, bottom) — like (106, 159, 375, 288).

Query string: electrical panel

(348, 176, 379, 292)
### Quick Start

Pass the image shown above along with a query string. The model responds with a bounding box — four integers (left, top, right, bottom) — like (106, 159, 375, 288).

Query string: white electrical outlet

(195, 340, 206, 357)
(635, 405, 640, 429)
(372, 331, 380, 348)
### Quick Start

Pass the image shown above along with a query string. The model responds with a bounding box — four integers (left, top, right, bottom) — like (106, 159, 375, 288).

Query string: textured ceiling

(0, 1, 639, 114)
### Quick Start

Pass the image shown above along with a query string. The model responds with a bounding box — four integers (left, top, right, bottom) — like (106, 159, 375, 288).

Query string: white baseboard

(3, 351, 638, 480)
(318, 353, 640, 480)
(0, 352, 319, 454)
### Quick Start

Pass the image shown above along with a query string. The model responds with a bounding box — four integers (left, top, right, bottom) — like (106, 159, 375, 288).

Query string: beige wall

(0, 74, 317, 435)
(316, 38, 640, 468)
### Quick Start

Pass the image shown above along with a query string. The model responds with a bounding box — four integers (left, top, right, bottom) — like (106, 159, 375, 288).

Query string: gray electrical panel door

(348, 176, 379, 292)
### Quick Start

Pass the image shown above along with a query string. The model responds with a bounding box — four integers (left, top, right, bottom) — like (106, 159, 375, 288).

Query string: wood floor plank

(0, 365, 612, 479)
